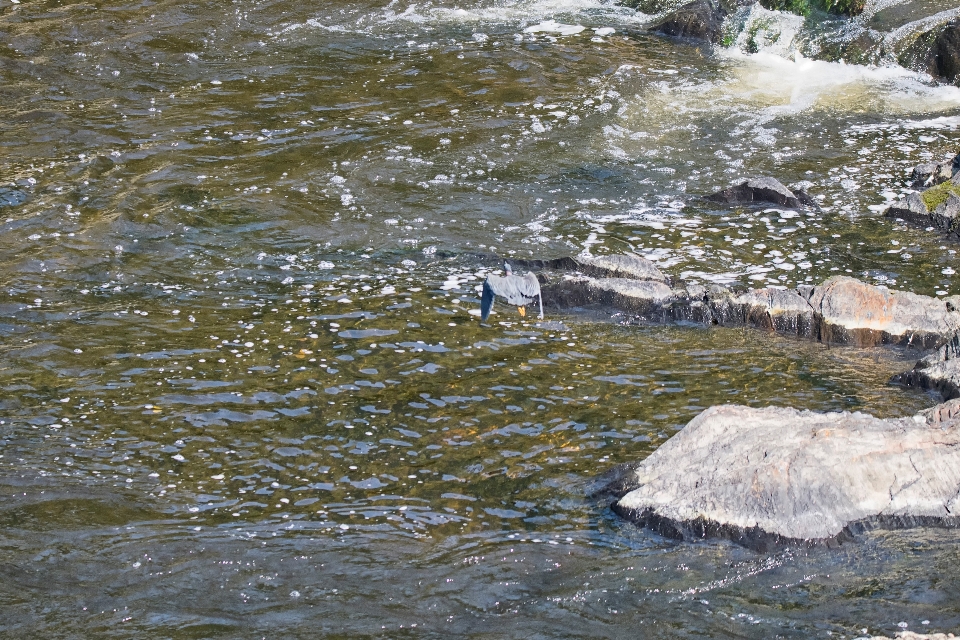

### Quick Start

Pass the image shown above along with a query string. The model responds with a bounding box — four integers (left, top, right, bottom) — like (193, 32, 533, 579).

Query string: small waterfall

(710, 0, 960, 82)
(724, 3, 807, 56)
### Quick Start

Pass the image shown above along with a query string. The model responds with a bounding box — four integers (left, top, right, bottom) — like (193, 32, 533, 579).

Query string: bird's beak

(518, 306, 526, 317)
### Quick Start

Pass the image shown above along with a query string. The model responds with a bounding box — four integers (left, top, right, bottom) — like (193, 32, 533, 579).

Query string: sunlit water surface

(2, 0, 960, 637)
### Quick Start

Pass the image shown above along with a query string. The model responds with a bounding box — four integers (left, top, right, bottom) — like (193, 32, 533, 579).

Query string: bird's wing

(516, 273, 541, 298)
(485, 273, 541, 306)
(480, 280, 496, 322)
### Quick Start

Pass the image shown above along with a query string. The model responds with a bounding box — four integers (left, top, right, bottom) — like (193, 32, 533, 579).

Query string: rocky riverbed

(525, 187, 960, 550)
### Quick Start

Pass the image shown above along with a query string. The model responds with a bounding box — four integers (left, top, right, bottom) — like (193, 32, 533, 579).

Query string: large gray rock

(611, 402, 960, 549)
(807, 276, 960, 348)
(733, 287, 815, 335)
(706, 177, 815, 209)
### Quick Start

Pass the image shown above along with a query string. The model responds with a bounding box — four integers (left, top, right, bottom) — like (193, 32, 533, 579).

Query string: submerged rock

(0, 187, 28, 208)
(706, 176, 816, 209)
(648, 0, 727, 43)
(610, 401, 960, 549)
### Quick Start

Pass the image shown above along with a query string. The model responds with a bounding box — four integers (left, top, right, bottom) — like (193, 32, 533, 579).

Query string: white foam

(524, 20, 585, 36)
(714, 51, 960, 116)
(277, 0, 642, 38)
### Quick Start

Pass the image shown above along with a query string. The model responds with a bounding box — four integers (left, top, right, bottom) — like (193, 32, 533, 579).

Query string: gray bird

(480, 262, 543, 322)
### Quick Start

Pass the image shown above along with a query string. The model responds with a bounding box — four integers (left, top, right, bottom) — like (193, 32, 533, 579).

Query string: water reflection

(2, 0, 960, 636)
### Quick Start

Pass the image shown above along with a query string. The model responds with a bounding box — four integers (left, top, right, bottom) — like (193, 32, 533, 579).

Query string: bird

(480, 262, 543, 323)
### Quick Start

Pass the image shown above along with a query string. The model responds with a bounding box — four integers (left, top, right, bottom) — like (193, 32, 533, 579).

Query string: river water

(2, 0, 960, 637)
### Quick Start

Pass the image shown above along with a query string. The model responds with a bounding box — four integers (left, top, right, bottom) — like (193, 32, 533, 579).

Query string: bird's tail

(480, 280, 495, 322)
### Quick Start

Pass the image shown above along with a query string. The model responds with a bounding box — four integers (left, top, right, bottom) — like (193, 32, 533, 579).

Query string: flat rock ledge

(515, 253, 960, 348)
(606, 400, 960, 551)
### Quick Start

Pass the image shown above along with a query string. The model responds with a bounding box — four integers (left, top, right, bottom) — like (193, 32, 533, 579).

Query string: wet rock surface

(910, 154, 959, 188)
(900, 18, 960, 85)
(895, 330, 960, 399)
(608, 400, 960, 550)
(808, 276, 960, 348)
(525, 253, 960, 348)
(648, 0, 727, 43)
(885, 160, 960, 234)
(706, 176, 816, 209)
(574, 252, 669, 282)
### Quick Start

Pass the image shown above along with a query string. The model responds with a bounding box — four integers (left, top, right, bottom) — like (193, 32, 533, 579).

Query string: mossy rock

(921, 181, 960, 211)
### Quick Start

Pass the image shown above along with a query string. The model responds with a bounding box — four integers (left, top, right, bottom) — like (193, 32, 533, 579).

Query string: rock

(807, 276, 960, 348)
(649, 0, 727, 43)
(937, 21, 960, 83)
(544, 275, 677, 316)
(512, 253, 668, 283)
(589, 278, 676, 303)
(733, 287, 815, 335)
(900, 19, 960, 85)
(894, 330, 960, 399)
(910, 154, 959, 188)
(885, 192, 931, 226)
(932, 193, 960, 230)
(611, 402, 960, 549)
(706, 176, 810, 209)
(885, 176, 960, 234)
(526, 254, 960, 347)
(574, 253, 669, 282)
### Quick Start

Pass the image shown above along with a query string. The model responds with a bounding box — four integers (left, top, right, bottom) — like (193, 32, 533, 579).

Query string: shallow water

(2, 0, 960, 637)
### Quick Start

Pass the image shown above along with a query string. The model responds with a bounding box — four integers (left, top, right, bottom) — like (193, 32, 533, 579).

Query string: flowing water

(3, 0, 960, 637)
